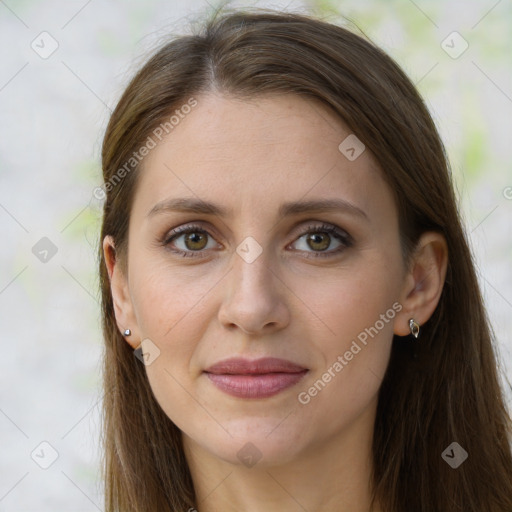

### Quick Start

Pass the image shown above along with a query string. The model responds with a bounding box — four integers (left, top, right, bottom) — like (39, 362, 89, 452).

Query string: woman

(98, 7, 512, 512)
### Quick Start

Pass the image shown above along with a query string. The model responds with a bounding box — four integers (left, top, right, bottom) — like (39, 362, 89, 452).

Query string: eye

(162, 222, 353, 259)
(163, 224, 219, 258)
(290, 223, 353, 258)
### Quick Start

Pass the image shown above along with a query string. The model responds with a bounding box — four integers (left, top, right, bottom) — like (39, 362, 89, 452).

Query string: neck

(183, 400, 381, 512)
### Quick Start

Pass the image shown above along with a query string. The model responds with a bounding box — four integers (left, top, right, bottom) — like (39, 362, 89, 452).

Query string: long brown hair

(98, 6, 512, 511)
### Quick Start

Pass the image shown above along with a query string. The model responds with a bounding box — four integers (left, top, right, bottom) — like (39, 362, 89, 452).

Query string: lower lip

(205, 371, 308, 399)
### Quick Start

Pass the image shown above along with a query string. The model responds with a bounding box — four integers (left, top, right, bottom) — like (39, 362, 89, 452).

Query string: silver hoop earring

(123, 329, 132, 336)
(409, 318, 420, 339)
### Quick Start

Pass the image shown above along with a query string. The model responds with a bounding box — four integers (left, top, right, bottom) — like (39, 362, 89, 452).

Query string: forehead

(132, 92, 392, 222)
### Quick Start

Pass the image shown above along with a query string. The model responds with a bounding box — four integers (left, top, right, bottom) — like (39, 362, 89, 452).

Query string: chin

(220, 438, 303, 469)
(202, 418, 308, 468)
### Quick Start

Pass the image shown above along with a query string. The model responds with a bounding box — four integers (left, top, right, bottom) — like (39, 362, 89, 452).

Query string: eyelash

(162, 222, 353, 259)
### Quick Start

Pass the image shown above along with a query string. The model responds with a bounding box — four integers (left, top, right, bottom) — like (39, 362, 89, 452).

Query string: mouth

(203, 357, 309, 399)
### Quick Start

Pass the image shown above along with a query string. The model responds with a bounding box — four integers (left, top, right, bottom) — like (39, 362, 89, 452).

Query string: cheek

(295, 254, 400, 407)
(305, 256, 401, 345)
(296, 282, 395, 436)
(130, 253, 216, 341)
(128, 262, 210, 415)
(130, 260, 215, 433)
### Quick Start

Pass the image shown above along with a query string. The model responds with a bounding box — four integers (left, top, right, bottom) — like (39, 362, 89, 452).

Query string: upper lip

(204, 357, 308, 375)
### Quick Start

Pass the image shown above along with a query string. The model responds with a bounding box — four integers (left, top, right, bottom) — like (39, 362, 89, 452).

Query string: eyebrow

(147, 197, 369, 221)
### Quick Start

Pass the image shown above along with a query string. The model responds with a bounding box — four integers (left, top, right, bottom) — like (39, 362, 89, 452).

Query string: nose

(217, 247, 290, 336)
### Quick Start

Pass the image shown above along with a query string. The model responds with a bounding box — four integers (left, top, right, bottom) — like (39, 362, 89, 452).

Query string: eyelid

(290, 222, 352, 243)
(163, 221, 221, 242)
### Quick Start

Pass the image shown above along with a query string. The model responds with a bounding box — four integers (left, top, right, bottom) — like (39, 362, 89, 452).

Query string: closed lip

(204, 357, 309, 399)
(204, 357, 308, 375)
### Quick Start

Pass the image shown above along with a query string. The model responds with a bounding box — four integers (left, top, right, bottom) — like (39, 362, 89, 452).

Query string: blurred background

(0, 0, 511, 510)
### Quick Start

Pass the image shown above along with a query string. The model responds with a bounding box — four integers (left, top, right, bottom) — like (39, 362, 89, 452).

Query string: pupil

(308, 233, 329, 251)
(186, 232, 206, 250)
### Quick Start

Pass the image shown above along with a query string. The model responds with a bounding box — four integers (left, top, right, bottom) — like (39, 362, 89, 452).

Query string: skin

(104, 92, 448, 512)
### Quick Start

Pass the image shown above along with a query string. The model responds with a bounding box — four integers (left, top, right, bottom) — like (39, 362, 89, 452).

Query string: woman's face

(109, 92, 410, 467)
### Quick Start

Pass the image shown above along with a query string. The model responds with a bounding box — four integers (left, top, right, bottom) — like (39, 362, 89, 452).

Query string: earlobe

(102, 235, 140, 348)
(394, 231, 448, 337)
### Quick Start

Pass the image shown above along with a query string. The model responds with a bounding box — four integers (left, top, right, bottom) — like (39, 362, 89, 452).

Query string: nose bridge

(230, 240, 274, 296)
(218, 238, 288, 334)
(231, 210, 273, 286)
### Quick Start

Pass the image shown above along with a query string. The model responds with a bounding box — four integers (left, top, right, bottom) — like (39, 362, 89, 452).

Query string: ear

(103, 235, 140, 349)
(394, 231, 448, 336)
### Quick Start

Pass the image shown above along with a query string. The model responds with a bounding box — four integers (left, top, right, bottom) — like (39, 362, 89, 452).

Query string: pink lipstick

(204, 357, 308, 399)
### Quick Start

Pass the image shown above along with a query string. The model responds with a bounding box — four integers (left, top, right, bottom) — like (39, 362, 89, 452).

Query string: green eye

(291, 223, 353, 258)
(164, 225, 217, 258)
(305, 232, 331, 251)
(163, 222, 353, 259)
(181, 231, 209, 251)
